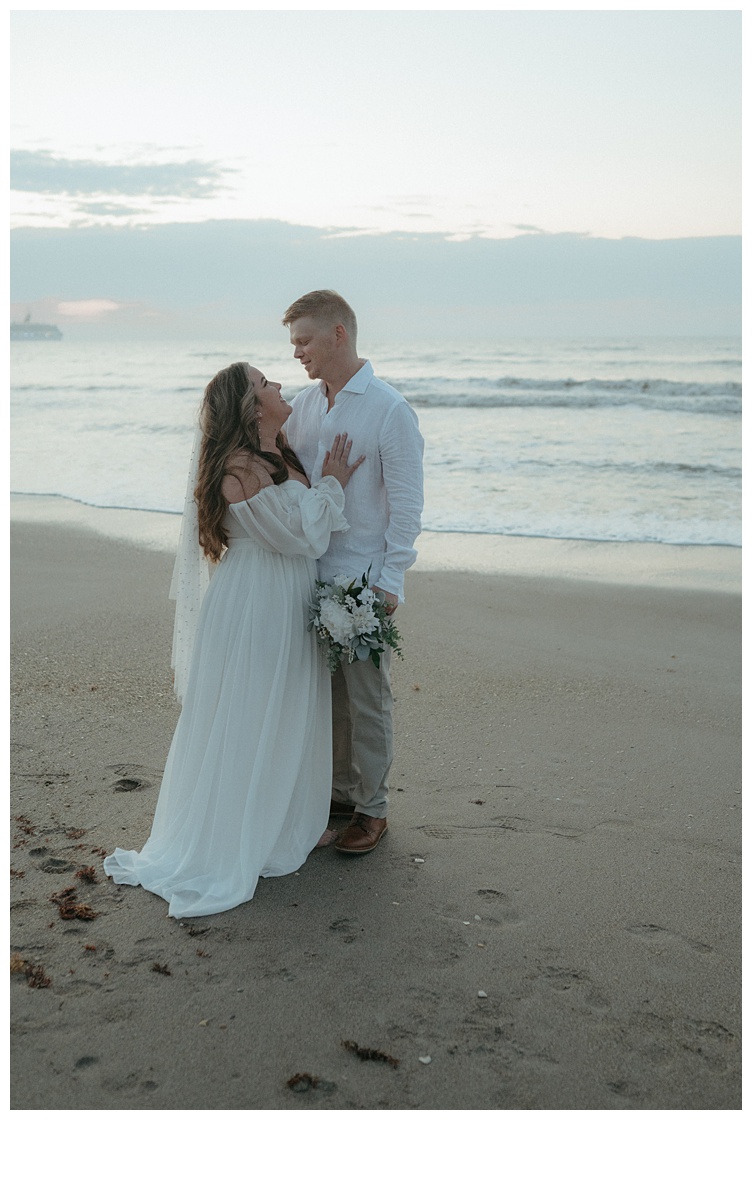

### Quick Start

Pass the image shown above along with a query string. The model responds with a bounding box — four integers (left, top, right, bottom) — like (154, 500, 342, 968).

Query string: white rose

(318, 598, 356, 645)
(351, 608, 380, 636)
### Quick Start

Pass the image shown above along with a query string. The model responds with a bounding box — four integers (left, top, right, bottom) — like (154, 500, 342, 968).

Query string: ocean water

(10, 335, 741, 547)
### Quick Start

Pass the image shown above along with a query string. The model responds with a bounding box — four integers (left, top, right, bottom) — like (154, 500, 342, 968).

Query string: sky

(9, 4, 742, 338)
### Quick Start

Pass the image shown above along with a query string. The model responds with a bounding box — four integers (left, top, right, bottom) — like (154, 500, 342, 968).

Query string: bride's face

(247, 366, 292, 429)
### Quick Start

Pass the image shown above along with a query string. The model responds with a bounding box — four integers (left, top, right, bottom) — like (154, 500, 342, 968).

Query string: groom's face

(289, 317, 338, 381)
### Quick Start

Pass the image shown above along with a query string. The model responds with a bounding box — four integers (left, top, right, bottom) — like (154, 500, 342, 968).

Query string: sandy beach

(10, 501, 741, 1110)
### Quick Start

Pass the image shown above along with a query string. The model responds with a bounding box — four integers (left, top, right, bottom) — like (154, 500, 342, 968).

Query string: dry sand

(9, 506, 741, 1111)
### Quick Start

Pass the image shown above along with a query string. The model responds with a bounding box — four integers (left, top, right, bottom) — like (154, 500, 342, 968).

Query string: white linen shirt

(284, 360, 424, 603)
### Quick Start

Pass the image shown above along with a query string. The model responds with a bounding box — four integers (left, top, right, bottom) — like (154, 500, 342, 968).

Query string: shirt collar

(318, 359, 373, 402)
(341, 360, 374, 395)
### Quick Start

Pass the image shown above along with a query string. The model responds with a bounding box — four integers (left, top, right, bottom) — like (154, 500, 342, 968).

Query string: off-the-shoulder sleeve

(227, 477, 349, 558)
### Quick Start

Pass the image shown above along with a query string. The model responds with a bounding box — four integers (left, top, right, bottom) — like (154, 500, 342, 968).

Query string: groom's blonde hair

(282, 290, 358, 344)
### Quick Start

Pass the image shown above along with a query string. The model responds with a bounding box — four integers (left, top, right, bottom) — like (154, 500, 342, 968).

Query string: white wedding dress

(104, 476, 348, 919)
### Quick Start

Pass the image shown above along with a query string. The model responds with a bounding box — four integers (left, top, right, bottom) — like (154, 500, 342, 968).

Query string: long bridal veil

(169, 417, 212, 702)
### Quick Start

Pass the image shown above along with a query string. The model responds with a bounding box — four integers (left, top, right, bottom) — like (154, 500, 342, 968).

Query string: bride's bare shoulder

(222, 452, 273, 503)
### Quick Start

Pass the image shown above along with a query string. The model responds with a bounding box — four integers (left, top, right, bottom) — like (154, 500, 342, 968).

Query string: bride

(104, 361, 363, 918)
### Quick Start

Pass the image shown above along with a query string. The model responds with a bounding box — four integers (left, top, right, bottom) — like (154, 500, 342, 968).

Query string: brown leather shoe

(336, 813, 388, 854)
(330, 798, 355, 818)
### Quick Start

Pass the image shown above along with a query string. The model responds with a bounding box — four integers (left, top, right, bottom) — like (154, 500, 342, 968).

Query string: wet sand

(9, 504, 741, 1110)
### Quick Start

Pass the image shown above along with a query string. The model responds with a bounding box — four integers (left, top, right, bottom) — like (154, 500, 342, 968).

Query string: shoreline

(10, 492, 742, 593)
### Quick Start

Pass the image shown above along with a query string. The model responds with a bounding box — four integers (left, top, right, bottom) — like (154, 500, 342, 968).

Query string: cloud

(512, 224, 593, 238)
(73, 201, 149, 217)
(10, 149, 232, 199)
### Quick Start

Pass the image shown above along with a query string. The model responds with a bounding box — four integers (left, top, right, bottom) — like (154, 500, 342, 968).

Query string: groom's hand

(379, 590, 399, 616)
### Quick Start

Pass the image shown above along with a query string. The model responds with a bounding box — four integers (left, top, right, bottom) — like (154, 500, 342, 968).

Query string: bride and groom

(104, 290, 425, 919)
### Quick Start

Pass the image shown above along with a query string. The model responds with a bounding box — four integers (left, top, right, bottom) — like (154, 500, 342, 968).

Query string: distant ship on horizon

(11, 313, 63, 341)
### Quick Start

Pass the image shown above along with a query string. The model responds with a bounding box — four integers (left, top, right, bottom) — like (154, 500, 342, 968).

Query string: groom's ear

(333, 322, 348, 345)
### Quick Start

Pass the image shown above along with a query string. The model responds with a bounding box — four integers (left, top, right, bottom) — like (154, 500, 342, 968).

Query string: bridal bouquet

(309, 571, 403, 671)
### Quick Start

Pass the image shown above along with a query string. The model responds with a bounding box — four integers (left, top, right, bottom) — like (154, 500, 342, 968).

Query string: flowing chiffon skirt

(104, 478, 347, 918)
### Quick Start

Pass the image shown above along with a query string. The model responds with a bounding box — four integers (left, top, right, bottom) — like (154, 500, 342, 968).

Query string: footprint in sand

(476, 888, 522, 925)
(112, 777, 149, 793)
(604, 1011, 736, 1075)
(687, 1019, 733, 1043)
(328, 917, 360, 943)
(624, 923, 712, 955)
(539, 964, 611, 1012)
(452, 1012, 560, 1072)
(40, 857, 76, 874)
(107, 763, 159, 793)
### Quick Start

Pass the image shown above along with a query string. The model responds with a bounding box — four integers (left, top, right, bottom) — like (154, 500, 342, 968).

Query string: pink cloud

(56, 298, 121, 317)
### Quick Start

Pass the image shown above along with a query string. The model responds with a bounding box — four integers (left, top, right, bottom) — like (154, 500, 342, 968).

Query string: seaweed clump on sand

(341, 1040, 400, 1068)
(49, 886, 98, 921)
(11, 953, 52, 989)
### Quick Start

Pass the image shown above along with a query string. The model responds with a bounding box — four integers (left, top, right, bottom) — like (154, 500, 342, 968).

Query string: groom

(282, 290, 424, 854)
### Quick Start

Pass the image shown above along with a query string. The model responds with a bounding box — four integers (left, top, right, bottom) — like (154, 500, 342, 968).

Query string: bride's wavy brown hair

(195, 361, 305, 562)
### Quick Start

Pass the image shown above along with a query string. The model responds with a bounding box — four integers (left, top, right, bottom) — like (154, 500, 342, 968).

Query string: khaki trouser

(331, 648, 393, 819)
